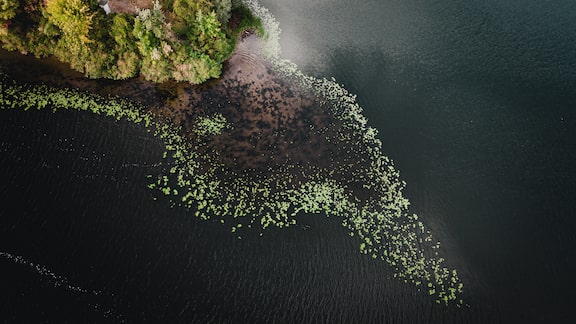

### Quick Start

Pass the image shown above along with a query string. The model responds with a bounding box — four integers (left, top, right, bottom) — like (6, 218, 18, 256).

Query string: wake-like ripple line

(0, 251, 97, 295)
(1, 250, 125, 321)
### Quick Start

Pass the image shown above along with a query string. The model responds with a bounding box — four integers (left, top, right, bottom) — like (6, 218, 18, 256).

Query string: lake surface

(1, 0, 576, 322)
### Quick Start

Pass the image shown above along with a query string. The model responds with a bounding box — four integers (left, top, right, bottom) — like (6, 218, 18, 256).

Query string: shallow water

(1, 0, 576, 322)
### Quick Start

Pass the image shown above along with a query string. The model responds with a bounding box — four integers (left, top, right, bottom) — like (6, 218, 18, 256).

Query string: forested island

(0, 0, 261, 84)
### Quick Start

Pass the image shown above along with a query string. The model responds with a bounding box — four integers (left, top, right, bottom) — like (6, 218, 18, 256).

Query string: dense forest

(0, 0, 261, 84)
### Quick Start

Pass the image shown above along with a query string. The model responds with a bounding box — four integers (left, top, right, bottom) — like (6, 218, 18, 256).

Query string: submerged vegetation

(0, 0, 261, 84)
(0, 0, 465, 307)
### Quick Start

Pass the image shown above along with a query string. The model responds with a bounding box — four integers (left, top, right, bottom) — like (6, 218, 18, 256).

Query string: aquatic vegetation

(239, 0, 465, 305)
(241, 0, 281, 58)
(0, 0, 465, 306)
(192, 113, 231, 137)
(0, 74, 152, 128)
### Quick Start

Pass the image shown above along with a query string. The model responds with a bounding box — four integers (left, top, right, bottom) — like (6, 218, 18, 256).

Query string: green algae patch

(192, 113, 231, 137)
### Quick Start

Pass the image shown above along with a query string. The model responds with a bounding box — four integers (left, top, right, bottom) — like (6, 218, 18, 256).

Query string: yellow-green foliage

(45, 0, 95, 43)
(173, 0, 212, 24)
(110, 14, 140, 79)
(0, 0, 249, 84)
(188, 10, 232, 62)
(0, 0, 19, 20)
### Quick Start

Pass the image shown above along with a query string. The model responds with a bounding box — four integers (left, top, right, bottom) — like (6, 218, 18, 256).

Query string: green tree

(45, 0, 95, 44)
(0, 0, 259, 83)
(0, 0, 55, 56)
(172, 44, 219, 83)
(45, 0, 94, 71)
(133, 1, 173, 82)
(110, 13, 140, 79)
(171, 0, 212, 36)
(0, 0, 19, 20)
(111, 14, 136, 50)
(173, 0, 212, 23)
(45, 0, 117, 78)
(114, 50, 139, 79)
(189, 10, 231, 61)
(210, 0, 231, 25)
(133, 0, 168, 56)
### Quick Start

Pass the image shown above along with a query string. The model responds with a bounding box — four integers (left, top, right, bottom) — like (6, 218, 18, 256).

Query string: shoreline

(0, 33, 339, 176)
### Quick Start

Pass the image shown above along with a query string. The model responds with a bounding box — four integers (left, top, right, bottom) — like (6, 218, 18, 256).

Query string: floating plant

(192, 113, 231, 137)
(0, 0, 465, 306)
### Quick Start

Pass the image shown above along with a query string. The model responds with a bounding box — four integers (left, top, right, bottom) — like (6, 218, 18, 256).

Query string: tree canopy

(0, 0, 261, 84)
(0, 0, 19, 20)
(45, 0, 95, 43)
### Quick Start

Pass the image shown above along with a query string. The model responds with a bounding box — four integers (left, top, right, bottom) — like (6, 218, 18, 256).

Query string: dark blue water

(2, 0, 576, 322)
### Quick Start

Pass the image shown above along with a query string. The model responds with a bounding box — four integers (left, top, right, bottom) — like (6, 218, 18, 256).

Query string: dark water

(1, 0, 576, 322)
(260, 0, 576, 321)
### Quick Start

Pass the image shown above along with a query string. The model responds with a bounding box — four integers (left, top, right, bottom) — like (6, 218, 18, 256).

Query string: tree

(189, 10, 231, 61)
(173, 0, 212, 24)
(45, 0, 118, 78)
(111, 14, 136, 50)
(0, 0, 19, 20)
(0, 0, 54, 56)
(172, 45, 219, 84)
(210, 0, 231, 25)
(110, 13, 140, 79)
(45, 0, 94, 70)
(171, 0, 212, 36)
(0, 0, 259, 83)
(45, 0, 95, 44)
(133, 0, 168, 56)
(133, 1, 173, 82)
